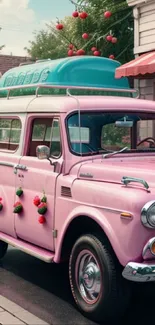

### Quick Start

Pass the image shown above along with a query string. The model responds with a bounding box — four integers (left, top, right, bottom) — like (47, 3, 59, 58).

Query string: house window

(0, 118, 21, 151)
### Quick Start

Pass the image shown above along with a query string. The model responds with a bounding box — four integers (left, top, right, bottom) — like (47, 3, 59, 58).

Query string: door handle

(14, 164, 28, 174)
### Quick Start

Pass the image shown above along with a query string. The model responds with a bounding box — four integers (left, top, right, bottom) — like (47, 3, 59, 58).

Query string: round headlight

(141, 201, 155, 228)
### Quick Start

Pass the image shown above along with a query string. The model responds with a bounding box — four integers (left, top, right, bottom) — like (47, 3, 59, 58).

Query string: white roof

(0, 95, 68, 114)
(1, 94, 155, 115)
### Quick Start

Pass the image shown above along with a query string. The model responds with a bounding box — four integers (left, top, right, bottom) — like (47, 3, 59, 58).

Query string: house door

(14, 117, 62, 251)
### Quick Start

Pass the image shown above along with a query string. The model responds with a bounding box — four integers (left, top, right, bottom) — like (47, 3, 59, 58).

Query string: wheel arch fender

(54, 206, 123, 264)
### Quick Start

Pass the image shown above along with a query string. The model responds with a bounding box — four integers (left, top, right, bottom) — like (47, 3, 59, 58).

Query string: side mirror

(36, 145, 50, 160)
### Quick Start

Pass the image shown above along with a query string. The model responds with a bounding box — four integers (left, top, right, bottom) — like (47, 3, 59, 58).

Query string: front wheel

(69, 234, 131, 323)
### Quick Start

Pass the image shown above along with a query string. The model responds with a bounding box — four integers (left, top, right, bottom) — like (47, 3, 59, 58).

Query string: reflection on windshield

(67, 111, 155, 156)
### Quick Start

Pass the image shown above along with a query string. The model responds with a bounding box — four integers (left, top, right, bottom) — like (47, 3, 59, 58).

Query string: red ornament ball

(94, 50, 101, 56)
(91, 47, 97, 52)
(79, 12, 88, 19)
(82, 33, 89, 39)
(106, 35, 113, 42)
(76, 49, 85, 55)
(69, 44, 74, 49)
(109, 54, 115, 60)
(68, 50, 74, 56)
(56, 23, 64, 30)
(111, 37, 117, 44)
(72, 11, 79, 17)
(33, 196, 40, 206)
(104, 11, 112, 18)
(38, 216, 46, 224)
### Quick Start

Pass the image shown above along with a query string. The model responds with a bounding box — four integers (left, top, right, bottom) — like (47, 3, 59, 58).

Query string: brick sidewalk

(0, 295, 49, 325)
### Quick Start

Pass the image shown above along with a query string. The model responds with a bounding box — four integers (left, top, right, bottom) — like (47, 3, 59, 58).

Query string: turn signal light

(151, 241, 155, 255)
(120, 212, 133, 219)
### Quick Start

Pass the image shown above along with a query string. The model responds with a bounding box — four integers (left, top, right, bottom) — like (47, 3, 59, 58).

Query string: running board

(0, 232, 54, 263)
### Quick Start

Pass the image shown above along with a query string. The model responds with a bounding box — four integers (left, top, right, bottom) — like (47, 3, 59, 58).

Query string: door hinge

(52, 229, 58, 238)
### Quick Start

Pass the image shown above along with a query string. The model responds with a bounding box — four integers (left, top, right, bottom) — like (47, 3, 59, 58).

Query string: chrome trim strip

(0, 236, 54, 263)
(122, 261, 155, 282)
(143, 237, 155, 257)
(0, 162, 15, 168)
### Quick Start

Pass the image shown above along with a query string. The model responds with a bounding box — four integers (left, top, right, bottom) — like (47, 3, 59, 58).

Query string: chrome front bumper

(122, 261, 155, 282)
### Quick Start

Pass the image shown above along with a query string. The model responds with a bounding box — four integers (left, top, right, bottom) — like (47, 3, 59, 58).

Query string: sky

(0, 0, 73, 56)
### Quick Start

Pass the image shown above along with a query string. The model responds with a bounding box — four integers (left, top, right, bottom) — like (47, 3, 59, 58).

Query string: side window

(50, 119, 61, 158)
(28, 118, 53, 157)
(28, 118, 61, 158)
(101, 124, 131, 151)
(0, 118, 21, 152)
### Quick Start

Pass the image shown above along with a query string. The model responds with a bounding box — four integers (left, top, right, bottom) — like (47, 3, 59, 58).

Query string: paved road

(0, 247, 155, 325)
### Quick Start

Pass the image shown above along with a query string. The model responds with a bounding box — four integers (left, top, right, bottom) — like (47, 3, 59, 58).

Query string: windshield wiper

(103, 147, 129, 159)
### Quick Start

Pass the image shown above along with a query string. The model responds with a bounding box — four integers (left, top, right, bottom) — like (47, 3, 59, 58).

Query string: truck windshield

(67, 111, 155, 156)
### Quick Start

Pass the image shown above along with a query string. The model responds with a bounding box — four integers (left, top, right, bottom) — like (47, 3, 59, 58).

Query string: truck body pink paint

(0, 57, 154, 322)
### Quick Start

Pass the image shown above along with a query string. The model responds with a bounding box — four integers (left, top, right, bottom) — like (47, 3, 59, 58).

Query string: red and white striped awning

(115, 51, 155, 79)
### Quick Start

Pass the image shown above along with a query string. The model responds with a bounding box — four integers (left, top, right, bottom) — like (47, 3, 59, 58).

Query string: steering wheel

(137, 137, 155, 147)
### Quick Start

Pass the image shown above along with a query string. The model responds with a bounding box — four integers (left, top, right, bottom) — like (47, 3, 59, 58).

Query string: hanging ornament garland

(106, 35, 113, 42)
(68, 50, 74, 56)
(56, 23, 64, 30)
(69, 44, 74, 49)
(104, 11, 112, 19)
(55, 0, 118, 60)
(72, 10, 79, 18)
(38, 202, 47, 215)
(79, 11, 88, 19)
(94, 50, 101, 56)
(33, 192, 48, 225)
(82, 33, 89, 39)
(56, 17, 64, 30)
(76, 49, 85, 55)
(109, 54, 115, 60)
(0, 198, 3, 211)
(41, 193, 47, 203)
(38, 216, 46, 224)
(16, 187, 23, 197)
(13, 202, 23, 214)
(33, 196, 41, 207)
(111, 37, 117, 44)
(91, 47, 97, 52)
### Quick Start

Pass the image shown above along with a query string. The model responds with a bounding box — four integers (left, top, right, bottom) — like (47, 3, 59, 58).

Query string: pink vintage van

(0, 56, 155, 323)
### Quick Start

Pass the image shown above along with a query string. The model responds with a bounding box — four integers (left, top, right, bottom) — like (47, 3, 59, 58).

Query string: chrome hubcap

(75, 250, 102, 304)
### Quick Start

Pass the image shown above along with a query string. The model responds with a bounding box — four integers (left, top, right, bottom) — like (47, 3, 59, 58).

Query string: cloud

(0, 0, 48, 56)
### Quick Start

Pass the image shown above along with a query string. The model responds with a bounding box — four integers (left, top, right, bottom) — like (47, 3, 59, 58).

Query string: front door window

(28, 118, 52, 156)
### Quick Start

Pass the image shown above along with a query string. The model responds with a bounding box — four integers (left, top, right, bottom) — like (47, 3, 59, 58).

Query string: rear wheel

(69, 234, 131, 323)
(0, 240, 8, 259)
